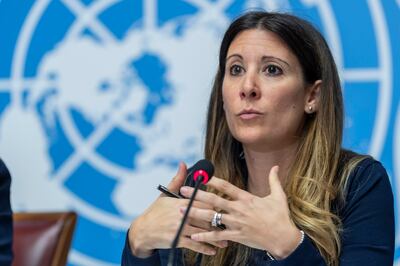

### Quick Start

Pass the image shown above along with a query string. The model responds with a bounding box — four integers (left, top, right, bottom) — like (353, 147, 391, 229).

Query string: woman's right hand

(128, 162, 226, 258)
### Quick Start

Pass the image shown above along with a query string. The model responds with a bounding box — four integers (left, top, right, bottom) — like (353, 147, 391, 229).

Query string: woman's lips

(238, 110, 262, 120)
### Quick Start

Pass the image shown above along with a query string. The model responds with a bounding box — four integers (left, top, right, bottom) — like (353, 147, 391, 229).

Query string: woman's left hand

(179, 166, 302, 259)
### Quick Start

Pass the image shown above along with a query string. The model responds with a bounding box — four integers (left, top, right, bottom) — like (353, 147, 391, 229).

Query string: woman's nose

(240, 73, 260, 100)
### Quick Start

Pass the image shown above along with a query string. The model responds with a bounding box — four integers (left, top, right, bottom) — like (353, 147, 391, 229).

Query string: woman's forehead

(227, 30, 294, 58)
(226, 29, 300, 68)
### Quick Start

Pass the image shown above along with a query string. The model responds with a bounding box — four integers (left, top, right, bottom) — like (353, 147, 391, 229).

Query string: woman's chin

(235, 134, 297, 151)
(235, 134, 270, 147)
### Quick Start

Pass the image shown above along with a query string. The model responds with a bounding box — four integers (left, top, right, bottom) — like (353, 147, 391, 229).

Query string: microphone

(167, 159, 214, 266)
(179, 159, 213, 197)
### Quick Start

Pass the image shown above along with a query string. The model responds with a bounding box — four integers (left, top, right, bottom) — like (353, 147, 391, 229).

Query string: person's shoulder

(344, 151, 386, 183)
(0, 158, 11, 183)
(340, 150, 391, 202)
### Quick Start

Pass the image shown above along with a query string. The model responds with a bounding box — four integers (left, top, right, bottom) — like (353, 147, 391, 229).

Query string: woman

(122, 11, 394, 266)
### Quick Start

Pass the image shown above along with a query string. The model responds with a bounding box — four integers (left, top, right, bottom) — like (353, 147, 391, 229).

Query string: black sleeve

(121, 231, 189, 266)
(0, 159, 13, 265)
(272, 159, 394, 266)
(121, 232, 161, 266)
(338, 160, 394, 265)
(271, 234, 327, 265)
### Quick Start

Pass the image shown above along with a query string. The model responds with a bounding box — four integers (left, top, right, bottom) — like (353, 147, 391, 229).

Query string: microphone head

(192, 159, 214, 184)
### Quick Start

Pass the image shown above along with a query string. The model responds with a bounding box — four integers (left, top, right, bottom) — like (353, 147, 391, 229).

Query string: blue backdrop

(0, 0, 399, 265)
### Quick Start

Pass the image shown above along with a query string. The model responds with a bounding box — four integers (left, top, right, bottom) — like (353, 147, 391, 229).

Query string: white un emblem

(0, 0, 398, 265)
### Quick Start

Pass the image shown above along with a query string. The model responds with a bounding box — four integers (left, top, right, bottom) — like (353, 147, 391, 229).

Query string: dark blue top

(0, 159, 12, 265)
(121, 157, 395, 265)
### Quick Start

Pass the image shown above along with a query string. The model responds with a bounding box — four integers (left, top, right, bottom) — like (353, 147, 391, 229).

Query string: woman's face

(222, 29, 313, 151)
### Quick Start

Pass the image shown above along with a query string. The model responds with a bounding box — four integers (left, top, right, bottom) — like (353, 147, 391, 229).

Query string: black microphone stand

(167, 175, 204, 266)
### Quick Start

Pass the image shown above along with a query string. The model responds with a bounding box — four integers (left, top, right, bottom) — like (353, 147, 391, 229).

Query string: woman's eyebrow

(226, 54, 290, 67)
(261, 55, 290, 67)
(226, 54, 242, 61)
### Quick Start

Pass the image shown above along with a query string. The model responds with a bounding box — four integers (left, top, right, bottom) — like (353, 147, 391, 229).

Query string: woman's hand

(128, 163, 227, 258)
(180, 166, 302, 259)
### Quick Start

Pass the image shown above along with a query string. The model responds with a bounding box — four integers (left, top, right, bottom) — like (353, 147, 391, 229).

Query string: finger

(180, 206, 215, 223)
(183, 207, 233, 230)
(192, 200, 213, 210)
(207, 176, 249, 200)
(167, 162, 187, 193)
(178, 237, 216, 255)
(207, 240, 228, 249)
(187, 217, 212, 231)
(213, 240, 229, 249)
(191, 230, 237, 243)
(268, 165, 285, 197)
(183, 225, 228, 249)
(183, 224, 207, 236)
(180, 186, 233, 212)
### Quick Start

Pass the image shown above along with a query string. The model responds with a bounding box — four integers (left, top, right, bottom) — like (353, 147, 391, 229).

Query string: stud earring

(308, 106, 313, 112)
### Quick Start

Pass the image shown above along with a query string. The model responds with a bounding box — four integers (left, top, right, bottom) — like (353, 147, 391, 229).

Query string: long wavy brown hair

(185, 11, 366, 266)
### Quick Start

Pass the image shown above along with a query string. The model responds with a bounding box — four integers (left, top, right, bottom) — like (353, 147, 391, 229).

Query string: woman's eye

(264, 65, 282, 76)
(229, 65, 243, 76)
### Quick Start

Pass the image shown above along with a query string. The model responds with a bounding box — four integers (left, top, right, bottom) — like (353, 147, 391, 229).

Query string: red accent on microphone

(193, 169, 209, 184)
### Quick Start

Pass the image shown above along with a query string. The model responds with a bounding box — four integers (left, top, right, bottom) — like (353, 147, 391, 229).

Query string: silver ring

(211, 212, 221, 227)
(216, 212, 222, 226)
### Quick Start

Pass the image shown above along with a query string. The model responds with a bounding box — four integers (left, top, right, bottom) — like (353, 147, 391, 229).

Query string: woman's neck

(243, 142, 298, 197)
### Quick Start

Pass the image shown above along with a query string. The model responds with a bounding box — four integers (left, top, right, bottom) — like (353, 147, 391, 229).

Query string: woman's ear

(304, 80, 322, 114)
